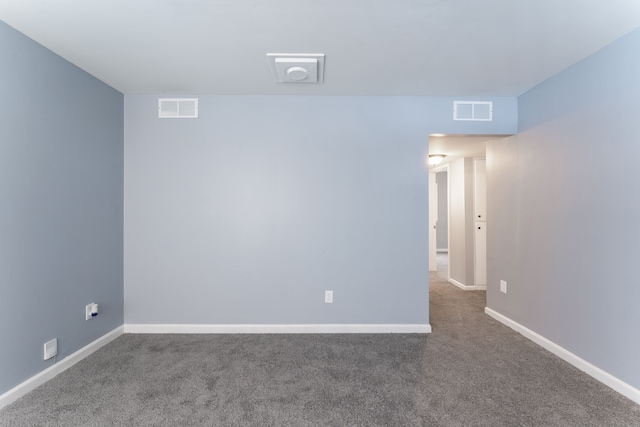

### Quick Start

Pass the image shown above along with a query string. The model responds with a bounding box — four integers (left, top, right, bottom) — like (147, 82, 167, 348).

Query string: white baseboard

(0, 326, 124, 410)
(436, 249, 448, 253)
(484, 307, 640, 405)
(448, 278, 486, 291)
(124, 323, 432, 334)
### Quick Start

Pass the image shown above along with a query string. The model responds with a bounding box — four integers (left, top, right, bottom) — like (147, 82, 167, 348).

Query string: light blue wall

(124, 95, 516, 325)
(0, 21, 124, 395)
(487, 28, 640, 389)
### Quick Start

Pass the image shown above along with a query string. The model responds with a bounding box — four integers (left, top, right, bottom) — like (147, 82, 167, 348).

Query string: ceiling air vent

(158, 98, 199, 119)
(266, 53, 325, 83)
(453, 101, 492, 121)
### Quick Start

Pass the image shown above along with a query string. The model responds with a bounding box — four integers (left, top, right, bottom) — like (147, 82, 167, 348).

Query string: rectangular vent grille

(453, 101, 492, 121)
(158, 98, 199, 119)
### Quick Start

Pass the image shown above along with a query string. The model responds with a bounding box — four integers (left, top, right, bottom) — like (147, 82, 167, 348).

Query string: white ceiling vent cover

(267, 53, 325, 83)
(158, 98, 199, 119)
(453, 101, 493, 121)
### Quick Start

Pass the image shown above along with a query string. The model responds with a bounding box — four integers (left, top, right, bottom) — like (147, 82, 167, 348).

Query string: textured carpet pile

(1, 263, 639, 425)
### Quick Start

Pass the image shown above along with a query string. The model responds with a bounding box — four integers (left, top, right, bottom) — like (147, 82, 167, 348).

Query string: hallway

(427, 257, 639, 425)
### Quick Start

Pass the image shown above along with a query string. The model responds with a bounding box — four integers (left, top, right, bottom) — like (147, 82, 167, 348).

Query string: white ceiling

(1, 0, 639, 96)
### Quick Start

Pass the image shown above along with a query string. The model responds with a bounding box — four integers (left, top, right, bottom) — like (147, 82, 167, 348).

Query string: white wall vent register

(267, 53, 325, 83)
(453, 101, 493, 121)
(158, 98, 199, 118)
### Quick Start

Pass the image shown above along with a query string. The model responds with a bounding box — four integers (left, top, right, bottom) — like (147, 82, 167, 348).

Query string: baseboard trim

(448, 278, 486, 291)
(0, 326, 124, 410)
(124, 323, 432, 334)
(436, 249, 448, 253)
(484, 307, 640, 405)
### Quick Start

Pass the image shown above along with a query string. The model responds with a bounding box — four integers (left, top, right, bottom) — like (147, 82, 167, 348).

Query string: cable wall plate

(44, 339, 57, 360)
(158, 98, 199, 118)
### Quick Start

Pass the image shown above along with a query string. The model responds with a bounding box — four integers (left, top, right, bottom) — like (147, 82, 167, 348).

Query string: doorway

(428, 135, 508, 292)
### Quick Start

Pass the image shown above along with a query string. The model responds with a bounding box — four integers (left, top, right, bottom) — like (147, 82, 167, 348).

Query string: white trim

(465, 285, 486, 290)
(448, 278, 486, 291)
(0, 326, 124, 410)
(436, 249, 448, 253)
(449, 278, 465, 288)
(484, 307, 640, 405)
(446, 164, 451, 281)
(124, 323, 431, 334)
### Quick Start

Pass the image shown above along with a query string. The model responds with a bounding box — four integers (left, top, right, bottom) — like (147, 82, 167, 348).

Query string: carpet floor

(1, 261, 639, 426)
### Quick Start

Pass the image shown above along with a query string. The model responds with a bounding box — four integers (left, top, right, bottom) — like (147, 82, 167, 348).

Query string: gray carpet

(2, 260, 639, 426)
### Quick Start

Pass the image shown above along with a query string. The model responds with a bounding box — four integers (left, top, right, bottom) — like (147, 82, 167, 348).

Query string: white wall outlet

(44, 338, 57, 360)
(500, 280, 507, 294)
(325, 290, 333, 304)
(85, 303, 98, 320)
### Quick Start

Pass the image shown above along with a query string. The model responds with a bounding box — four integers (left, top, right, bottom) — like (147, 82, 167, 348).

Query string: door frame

(429, 163, 450, 280)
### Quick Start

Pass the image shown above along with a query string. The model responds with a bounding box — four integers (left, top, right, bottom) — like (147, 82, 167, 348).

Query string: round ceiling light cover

(285, 66, 308, 81)
(428, 154, 446, 166)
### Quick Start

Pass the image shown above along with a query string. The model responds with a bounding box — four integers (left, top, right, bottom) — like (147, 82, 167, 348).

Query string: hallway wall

(487, 27, 640, 391)
(448, 158, 474, 287)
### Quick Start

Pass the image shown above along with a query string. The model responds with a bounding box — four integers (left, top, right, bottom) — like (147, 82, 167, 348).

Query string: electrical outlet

(500, 280, 507, 294)
(44, 339, 57, 360)
(85, 303, 98, 320)
(325, 290, 333, 304)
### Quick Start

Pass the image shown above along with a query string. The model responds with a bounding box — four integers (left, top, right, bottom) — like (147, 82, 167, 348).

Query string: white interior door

(429, 172, 438, 272)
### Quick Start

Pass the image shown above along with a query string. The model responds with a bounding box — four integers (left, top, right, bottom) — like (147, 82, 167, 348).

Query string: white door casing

(429, 172, 438, 272)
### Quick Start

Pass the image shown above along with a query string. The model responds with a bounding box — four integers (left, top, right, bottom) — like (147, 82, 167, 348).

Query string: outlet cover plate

(325, 290, 333, 304)
(500, 280, 507, 294)
(44, 338, 57, 360)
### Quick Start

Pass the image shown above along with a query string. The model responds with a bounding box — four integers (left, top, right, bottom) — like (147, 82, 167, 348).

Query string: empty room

(1, 0, 639, 425)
